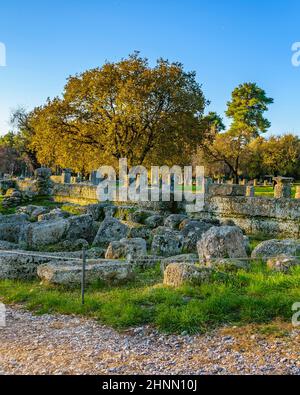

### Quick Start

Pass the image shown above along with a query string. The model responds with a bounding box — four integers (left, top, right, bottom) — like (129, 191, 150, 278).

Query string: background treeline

(0, 53, 299, 181)
(194, 134, 300, 181)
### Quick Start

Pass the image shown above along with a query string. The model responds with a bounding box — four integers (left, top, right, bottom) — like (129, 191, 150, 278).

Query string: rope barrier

(0, 249, 299, 263)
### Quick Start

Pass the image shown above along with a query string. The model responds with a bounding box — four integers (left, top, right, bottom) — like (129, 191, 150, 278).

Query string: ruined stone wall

(53, 183, 99, 205)
(192, 196, 300, 237)
(15, 181, 300, 237)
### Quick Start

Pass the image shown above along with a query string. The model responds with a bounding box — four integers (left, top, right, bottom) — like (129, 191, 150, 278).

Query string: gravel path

(0, 306, 299, 375)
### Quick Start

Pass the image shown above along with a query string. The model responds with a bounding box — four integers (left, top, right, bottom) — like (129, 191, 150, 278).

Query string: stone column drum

(274, 177, 293, 199)
(246, 186, 255, 197)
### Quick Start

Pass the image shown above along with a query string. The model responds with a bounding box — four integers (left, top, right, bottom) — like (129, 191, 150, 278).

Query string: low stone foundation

(192, 196, 300, 237)
(53, 183, 99, 205)
(13, 181, 300, 237)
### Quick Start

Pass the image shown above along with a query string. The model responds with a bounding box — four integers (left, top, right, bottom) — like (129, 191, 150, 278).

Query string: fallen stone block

(0, 251, 58, 280)
(105, 238, 147, 259)
(0, 214, 29, 243)
(164, 214, 188, 230)
(180, 220, 213, 252)
(65, 214, 94, 242)
(197, 226, 247, 264)
(144, 214, 164, 229)
(18, 219, 69, 249)
(37, 260, 134, 286)
(267, 255, 300, 272)
(93, 217, 129, 247)
(163, 262, 212, 287)
(251, 239, 300, 259)
(151, 227, 184, 257)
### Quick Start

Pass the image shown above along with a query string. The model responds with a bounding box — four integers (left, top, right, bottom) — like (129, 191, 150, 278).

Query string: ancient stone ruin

(0, 170, 299, 287)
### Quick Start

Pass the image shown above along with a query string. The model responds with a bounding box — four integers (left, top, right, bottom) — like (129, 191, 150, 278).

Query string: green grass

(29, 196, 62, 209)
(61, 204, 84, 216)
(255, 186, 297, 198)
(1, 263, 299, 334)
(0, 195, 61, 215)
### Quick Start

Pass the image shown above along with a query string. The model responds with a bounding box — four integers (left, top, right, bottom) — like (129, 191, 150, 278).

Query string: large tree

(29, 53, 208, 172)
(10, 107, 40, 170)
(199, 83, 273, 182)
(0, 132, 23, 175)
(261, 134, 300, 178)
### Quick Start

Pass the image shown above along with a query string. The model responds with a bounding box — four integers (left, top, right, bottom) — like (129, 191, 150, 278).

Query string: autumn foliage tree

(29, 54, 208, 173)
(199, 83, 273, 182)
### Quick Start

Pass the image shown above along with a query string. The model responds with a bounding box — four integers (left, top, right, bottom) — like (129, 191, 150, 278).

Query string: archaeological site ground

(1, 0, 300, 382)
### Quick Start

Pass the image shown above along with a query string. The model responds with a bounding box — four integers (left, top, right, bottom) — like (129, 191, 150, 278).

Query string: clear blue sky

(0, 0, 300, 135)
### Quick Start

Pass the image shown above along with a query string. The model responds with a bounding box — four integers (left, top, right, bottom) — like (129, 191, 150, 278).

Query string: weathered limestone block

(180, 220, 213, 252)
(251, 239, 300, 259)
(137, 193, 179, 213)
(126, 222, 152, 240)
(160, 253, 198, 273)
(17, 205, 42, 216)
(93, 217, 129, 247)
(193, 196, 300, 238)
(144, 214, 164, 229)
(19, 213, 95, 249)
(19, 219, 69, 249)
(151, 227, 184, 257)
(38, 208, 69, 221)
(0, 214, 29, 243)
(129, 209, 156, 224)
(164, 214, 188, 230)
(31, 207, 49, 220)
(0, 251, 56, 280)
(103, 205, 118, 218)
(267, 255, 300, 272)
(197, 226, 247, 264)
(208, 184, 246, 197)
(53, 183, 98, 205)
(86, 203, 108, 221)
(163, 263, 212, 287)
(274, 184, 291, 199)
(37, 260, 134, 286)
(71, 239, 89, 250)
(105, 238, 147, 259)
(65, 214, 94, 242)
